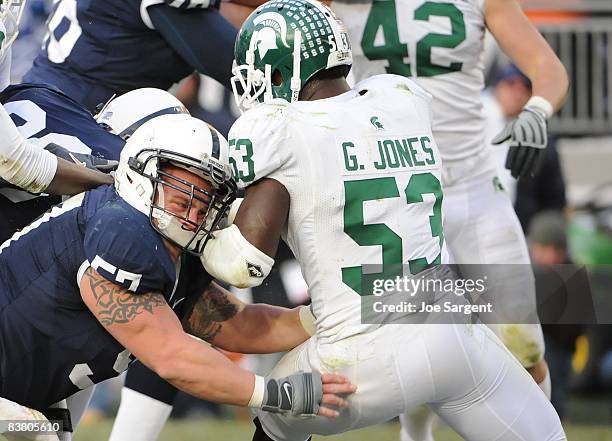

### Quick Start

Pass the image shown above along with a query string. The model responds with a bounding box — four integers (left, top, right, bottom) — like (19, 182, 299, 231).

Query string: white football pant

(256, 323, 564, 441)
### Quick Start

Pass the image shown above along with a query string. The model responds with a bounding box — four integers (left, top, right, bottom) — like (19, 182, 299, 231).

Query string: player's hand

(44, 142, 119, 173)
(261, 371, 356, 418)
(319, 372, 357, 417)
(491, 107, 548, 179)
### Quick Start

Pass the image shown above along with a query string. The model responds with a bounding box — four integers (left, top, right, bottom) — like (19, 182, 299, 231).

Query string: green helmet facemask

(231, 0, 352, 112)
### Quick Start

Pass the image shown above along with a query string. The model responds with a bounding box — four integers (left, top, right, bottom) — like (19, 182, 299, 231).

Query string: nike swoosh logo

(283, 382, 292, 408)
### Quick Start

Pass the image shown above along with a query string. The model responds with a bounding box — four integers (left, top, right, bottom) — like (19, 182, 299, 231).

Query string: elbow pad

(201, 224, 274, 288)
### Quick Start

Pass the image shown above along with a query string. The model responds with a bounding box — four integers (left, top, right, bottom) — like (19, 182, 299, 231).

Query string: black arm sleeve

(149, 5, 238, 89)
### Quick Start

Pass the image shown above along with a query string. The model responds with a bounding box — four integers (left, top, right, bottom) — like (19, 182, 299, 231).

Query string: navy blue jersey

(0, 83, 124, 160)
(0, 185, 185, 409)
(0, 83, 125, 243)
(24, 0, 194, 111)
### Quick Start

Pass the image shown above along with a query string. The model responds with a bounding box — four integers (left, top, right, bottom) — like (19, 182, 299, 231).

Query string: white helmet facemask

(230, 36, 272, 113)
(150, 163, 220, 253)
(0, 0, 26, 57)
(115, 115, 237, 256)
(130, 150, 236, 255)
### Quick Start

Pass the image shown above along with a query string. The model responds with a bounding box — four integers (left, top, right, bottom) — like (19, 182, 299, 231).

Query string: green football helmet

(231, 0, 352, 112)
(0, 0, 26, 57)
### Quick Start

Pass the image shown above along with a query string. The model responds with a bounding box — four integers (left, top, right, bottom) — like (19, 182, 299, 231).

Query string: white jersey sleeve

(0, 20, 57, 192)
(0, 104, 58, 193)
(227, 100, 293, 191)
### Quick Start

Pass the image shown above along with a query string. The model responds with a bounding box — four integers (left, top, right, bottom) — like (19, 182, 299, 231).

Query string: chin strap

(290, 30, 302, 103)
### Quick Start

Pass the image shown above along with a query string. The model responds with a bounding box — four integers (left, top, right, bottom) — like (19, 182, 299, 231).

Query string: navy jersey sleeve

(148, 5, 236, 88)
(83, 202, 176, 295)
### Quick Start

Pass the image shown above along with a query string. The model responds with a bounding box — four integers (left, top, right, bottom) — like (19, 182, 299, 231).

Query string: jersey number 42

(361, 1, 466, 77)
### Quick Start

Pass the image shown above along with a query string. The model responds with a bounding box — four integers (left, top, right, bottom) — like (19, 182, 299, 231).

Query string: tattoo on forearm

(85, 267, 166, 326)
(183, 284, 238, 342)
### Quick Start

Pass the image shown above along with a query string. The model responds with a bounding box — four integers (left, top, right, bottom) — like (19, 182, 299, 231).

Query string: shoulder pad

(355, 74, 433, 102)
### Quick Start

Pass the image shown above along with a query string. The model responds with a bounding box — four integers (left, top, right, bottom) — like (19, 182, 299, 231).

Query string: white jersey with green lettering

(228, 74, 448, 343)
(332, 0, 486, 163)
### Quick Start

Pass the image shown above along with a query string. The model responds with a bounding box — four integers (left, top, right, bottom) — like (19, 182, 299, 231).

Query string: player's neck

(300, 78, 351, 101)
(163, 238, 182, 262)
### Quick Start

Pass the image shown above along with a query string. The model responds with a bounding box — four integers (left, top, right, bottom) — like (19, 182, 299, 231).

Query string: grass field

(72, 418, 612, 441)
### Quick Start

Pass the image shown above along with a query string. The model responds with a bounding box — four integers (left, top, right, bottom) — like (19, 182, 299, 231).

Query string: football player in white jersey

(200, 1, 566, 440)
(0, 0, 111, 195)
(220, 0, 568, 396)
(327, 1, 568, 439)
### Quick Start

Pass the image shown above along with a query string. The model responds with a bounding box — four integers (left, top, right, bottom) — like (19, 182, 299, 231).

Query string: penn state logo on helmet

(231, 0, 352, 112)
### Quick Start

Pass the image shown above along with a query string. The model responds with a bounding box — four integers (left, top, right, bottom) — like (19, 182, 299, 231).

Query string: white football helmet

(0, 0, 26, 57)
(95, 88, 189, 140)
(114, 114, 236, 255)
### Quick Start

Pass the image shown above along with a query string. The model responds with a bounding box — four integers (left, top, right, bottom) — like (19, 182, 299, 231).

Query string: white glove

(492, 97, 553, 179)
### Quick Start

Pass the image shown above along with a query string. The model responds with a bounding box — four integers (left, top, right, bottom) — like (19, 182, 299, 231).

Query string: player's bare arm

(81, 267, 353, 416)
(234, 177, 290, 257)
(485, 0, 569, 110)
(182, 281, 310, 353)
(46, 158, 113, 195)
(486, 0, 569, 178)
(221, 0, 331, 28)
(80, 266, 259, 406)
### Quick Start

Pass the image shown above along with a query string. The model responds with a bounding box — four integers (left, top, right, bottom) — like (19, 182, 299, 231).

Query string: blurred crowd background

(10, 0, 612, 429)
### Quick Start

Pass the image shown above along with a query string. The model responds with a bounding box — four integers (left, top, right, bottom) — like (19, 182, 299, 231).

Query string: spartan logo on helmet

(251, 12, 290, 62)
(231, 0, 353, 111)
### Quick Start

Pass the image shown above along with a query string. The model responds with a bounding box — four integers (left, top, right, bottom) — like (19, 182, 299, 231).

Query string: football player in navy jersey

(0, 114, 354, 441)
(0, 85, 188, 242)
(23, 0, 241, 112)
(0, 0, 114, 199)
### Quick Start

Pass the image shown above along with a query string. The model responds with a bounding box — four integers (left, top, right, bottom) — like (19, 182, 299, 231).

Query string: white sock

(108, 388, 173, 441)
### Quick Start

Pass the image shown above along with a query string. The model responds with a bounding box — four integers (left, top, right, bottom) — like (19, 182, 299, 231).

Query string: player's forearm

(45, 158, 113, 195)
(214, 304, 310, 353)
(523, 56, 568, 112)
(485, 0, 569, 111)
(155, 334, 254, 405)
(219, 1, 254, 28)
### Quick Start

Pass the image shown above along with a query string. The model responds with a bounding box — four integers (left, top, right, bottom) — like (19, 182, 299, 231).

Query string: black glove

(261, 371, 323, 417)
(492, 107, 548, 179)
(44, 143, 118, 173)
